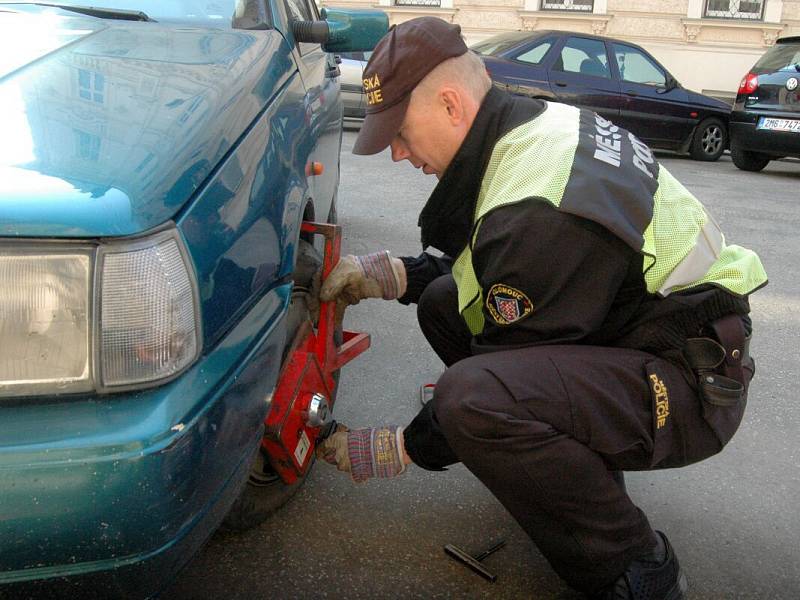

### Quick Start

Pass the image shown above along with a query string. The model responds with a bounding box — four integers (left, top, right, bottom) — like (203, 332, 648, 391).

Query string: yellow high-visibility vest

(454, 102, 768, 335)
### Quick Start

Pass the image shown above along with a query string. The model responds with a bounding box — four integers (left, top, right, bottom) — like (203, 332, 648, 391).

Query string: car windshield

(471, 32, 535, 56)
(754, 43, 800, 72)
(0, 1, 243, 23)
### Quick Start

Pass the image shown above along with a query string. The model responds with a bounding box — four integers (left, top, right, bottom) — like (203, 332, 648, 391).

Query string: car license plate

(757, 117, 800, 132)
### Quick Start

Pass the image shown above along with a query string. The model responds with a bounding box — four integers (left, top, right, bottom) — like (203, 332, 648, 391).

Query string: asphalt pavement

(166, 130, 800, 600)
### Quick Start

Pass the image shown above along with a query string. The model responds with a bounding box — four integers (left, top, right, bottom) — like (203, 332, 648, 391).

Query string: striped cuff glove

(319, 251, 402, 305)
(317, 425, 407, 483)
(354, 251, 402, 301)
(348, 426, 407, 482)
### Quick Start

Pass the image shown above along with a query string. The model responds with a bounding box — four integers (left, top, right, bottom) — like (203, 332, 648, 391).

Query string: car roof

(540, 29, 646, 47)
(480, 29, 648, 53)
(776, 36, 800, 45)
(473, 30, 662, 66)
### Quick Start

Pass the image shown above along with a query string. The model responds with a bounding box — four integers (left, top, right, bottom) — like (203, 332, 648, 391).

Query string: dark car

(0, 0, 386, 596)
(472, 30, 731, 161)
(729, 36, 800, 172)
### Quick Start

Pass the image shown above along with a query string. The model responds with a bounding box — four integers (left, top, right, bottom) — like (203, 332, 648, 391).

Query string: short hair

(413, 50, 492, 106)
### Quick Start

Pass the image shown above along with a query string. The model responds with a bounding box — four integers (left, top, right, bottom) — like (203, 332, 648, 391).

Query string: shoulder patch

(486, 283, 534, 326)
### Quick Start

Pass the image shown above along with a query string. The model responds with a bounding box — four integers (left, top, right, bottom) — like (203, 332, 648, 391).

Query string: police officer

(316, 17, 768, 600)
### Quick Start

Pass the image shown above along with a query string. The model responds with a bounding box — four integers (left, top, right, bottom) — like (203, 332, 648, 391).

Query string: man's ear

(440, 87, 465, 125)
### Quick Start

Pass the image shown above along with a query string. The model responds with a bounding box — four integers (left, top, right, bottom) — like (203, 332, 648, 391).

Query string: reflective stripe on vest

(453, 102, 768, 335)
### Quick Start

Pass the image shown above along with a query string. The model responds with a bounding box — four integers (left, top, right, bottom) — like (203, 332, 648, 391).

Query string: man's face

(389, 90, 463, 180)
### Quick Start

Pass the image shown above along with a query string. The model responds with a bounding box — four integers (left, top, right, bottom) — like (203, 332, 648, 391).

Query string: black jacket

(400, 88, 749, 470)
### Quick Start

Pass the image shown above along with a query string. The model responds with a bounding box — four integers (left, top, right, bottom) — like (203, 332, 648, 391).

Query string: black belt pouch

(688, 315, 754, 447)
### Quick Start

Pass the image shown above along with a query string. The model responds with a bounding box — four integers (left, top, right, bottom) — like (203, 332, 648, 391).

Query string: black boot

(592, 532, 687, 600)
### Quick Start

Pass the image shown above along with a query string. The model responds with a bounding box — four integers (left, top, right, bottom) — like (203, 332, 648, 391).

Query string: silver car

(339, 51, 372, 119)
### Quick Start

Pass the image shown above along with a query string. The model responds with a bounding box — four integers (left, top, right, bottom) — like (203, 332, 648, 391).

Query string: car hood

(0, 6, 294, 237)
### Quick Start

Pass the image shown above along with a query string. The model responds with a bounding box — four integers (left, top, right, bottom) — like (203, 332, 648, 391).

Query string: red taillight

(739, 72, 758, 94)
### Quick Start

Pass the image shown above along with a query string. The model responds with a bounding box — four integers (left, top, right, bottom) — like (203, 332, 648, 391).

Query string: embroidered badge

(486, 283, 533, 326)
(649, 373, 670, 429)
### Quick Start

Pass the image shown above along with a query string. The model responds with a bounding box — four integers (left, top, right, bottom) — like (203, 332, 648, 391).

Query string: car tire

(731, 146, 771, 172)
(221, 239, 331, 532)
(690, 117, 727, 161)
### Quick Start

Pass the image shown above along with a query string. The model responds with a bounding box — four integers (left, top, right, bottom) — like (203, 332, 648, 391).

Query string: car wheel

(221, 239, 332, 532)
(731, 146, 770, 172)
(690, 117, 727, 161)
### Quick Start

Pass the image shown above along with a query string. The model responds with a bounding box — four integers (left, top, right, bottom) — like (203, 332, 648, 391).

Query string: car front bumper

(0, 285, 291, 598)
(729, 114, 800, 158)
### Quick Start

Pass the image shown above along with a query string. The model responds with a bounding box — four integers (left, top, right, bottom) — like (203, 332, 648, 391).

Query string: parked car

(339, 50, 372, 119)
(0, 0, 385, 597)
(472, 30, 731, 161)
(729, 36, 800, 171)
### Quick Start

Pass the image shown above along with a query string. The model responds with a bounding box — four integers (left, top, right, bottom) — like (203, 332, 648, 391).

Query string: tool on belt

(261, 222, 371, 484)
(683, 314, 751, 404)
(682, 313, 752, 446)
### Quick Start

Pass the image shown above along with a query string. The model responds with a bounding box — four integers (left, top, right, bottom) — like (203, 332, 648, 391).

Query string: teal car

(0, 1, 386, 596)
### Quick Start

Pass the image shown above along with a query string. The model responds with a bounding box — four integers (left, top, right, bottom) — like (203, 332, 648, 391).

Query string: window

(471, 32, 535, 56)
(704, 0, 764, 20)
(554, 37, 611, 79)
(395, 0, 441, 6)
(74, 129, 101, 162)
(284, 0, 321, 53)
(78, 69, 104, 104)
(514, 40, 553, 65)
(754, 43, 800, 72)
(284, 0, 312, 22)
(541, 0, 593, 12)
(339, 51, 374, 61)
(612, 44, 666, 87)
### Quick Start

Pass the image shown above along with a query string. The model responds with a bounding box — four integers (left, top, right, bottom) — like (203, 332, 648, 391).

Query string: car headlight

(0, 227, 201, 398)
(0, 248, 93, 397)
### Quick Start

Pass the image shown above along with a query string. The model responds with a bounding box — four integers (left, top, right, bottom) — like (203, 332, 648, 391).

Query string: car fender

(677, 108, 731, 153)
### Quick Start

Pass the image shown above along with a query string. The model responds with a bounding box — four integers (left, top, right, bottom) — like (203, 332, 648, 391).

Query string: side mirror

(291, 8, 388, 53)
(656, 76, 679, 94)
(291, 19, 330, 44)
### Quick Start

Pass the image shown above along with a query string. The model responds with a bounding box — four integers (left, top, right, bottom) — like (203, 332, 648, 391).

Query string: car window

(284, 0, 312, 22)
(554, 37, 611, 79)
(513, 40, 553, 65)
(284, 0, 321, 54)
(754, 43, 800, 72)
(612, 44, 666, 86)
(471, 32, 537, 56)
(338, 51, 373, 62)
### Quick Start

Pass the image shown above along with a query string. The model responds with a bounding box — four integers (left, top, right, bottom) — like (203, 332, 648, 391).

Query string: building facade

(322, 0, 800, 100)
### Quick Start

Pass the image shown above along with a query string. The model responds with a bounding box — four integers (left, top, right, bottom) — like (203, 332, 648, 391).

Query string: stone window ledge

(518, 10, 612, 35)
(681, 18, 784, 45)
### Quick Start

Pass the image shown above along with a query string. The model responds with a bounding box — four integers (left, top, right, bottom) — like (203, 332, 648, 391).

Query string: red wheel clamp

(261, 221, 370, 484)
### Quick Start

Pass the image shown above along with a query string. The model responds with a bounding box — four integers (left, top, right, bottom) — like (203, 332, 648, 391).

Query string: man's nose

(390, 139, 410, 163)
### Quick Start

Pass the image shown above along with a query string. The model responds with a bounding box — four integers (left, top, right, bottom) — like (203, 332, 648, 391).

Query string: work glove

(319, 252, 403, 305)
(316, 424, 408, 483)
(308, 268, 348, 328)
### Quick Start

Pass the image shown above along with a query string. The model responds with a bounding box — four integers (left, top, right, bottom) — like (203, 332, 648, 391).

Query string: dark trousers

(416, 275, 752, 593)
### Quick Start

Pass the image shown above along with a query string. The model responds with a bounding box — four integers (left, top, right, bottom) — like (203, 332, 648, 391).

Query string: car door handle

(326, 65, 340, 78)
(554, 81, 567, 87)
(624, 90, 638, 97)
